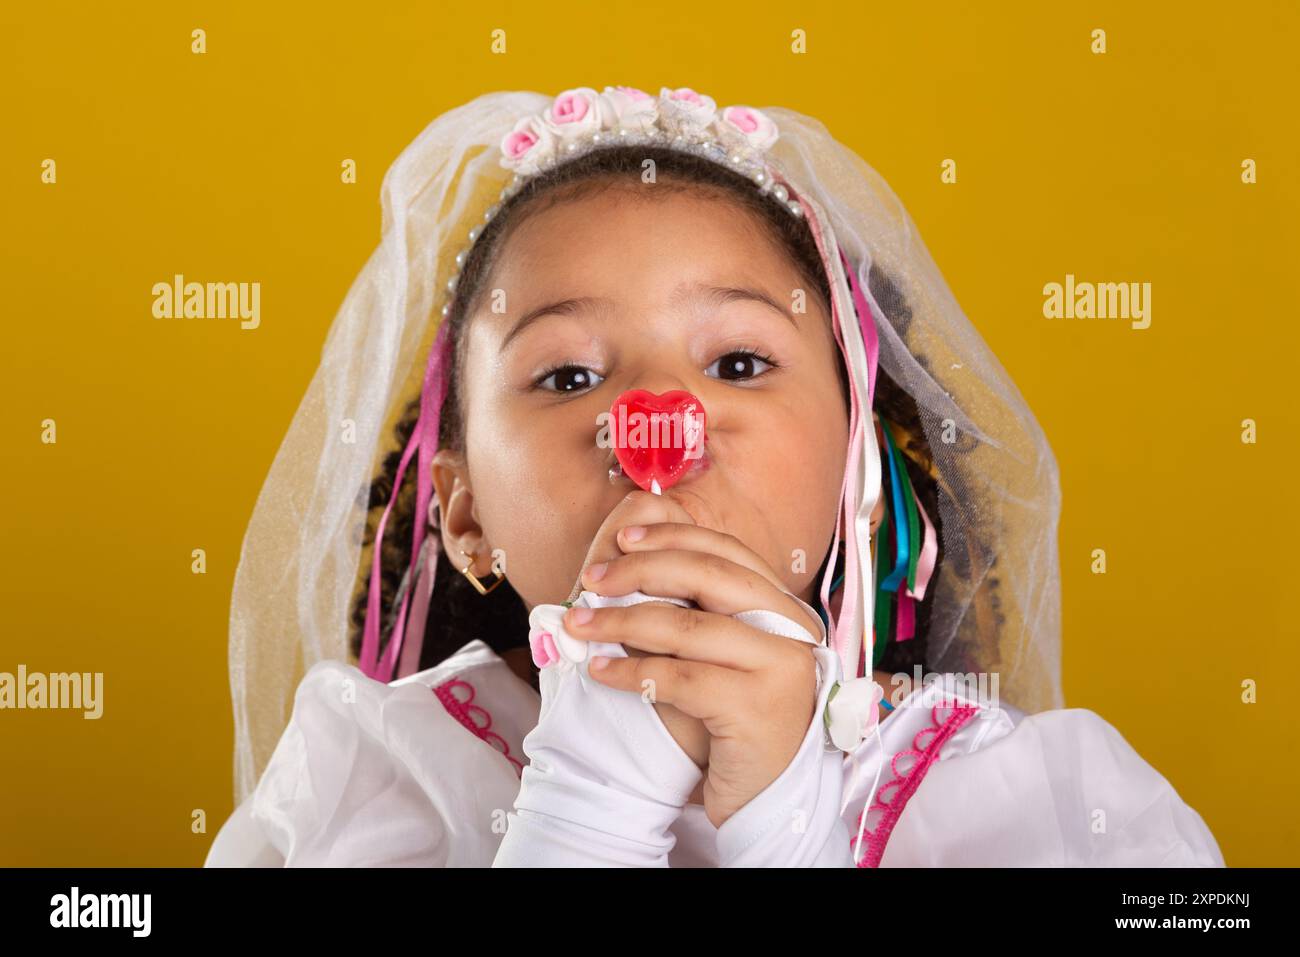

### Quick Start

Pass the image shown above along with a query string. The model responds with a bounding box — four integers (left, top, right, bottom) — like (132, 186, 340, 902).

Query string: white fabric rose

(657, 86, 717, 137)
(824, 676, 885, 751)
(601, 85, 659, 133)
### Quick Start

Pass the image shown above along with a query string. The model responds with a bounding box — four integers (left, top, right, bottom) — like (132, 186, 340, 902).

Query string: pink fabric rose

(541, 86, 613, 143)
(526, 602, 588, 671)
(499, 115, 557, 175)
(717, 105, 779, 154)
(528, 626, 560, 668)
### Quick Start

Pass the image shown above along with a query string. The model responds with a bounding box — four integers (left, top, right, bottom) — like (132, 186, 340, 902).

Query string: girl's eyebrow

(502, 296, 614, 351)
(501, 281, 796, 351)
(675, 282, 798, 330)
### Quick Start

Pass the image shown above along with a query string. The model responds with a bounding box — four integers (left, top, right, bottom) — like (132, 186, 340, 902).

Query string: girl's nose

(621, 371, 693, 397)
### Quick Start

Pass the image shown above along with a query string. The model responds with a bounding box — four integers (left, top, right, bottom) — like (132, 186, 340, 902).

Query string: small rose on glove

(527, 602, 589, 672)
(824, 676, 886, 751)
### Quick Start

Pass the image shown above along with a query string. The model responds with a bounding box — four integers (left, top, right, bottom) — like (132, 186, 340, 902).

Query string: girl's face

(435, 184, 850, 611)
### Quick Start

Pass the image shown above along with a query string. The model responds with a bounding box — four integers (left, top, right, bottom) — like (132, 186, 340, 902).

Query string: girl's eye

(535, 364, 606, 393)
(534, 349, 779, 393)
(706, 349, 779, 382)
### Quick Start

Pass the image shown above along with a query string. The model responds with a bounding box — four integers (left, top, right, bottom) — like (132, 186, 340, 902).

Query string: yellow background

(2, 1, 1295, 866)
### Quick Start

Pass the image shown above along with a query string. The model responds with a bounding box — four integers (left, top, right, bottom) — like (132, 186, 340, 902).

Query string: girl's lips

(677, 431, 711, 481)
(684, 449, 710, 476)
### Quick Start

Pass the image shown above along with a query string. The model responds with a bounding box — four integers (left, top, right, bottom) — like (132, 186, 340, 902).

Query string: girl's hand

(564, 522, 824, 828)
(569, 489, 724, 768)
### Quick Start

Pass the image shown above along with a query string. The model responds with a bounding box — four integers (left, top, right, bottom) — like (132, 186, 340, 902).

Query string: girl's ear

(431, 448, 491, 571)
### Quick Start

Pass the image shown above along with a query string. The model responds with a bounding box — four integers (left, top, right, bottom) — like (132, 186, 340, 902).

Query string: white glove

(493, 589, 855, 867)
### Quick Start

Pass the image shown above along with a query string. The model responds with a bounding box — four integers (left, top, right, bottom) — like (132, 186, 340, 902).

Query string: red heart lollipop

(609, 389, 707, 494)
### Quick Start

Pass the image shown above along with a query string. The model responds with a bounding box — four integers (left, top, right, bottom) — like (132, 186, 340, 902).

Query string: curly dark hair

(347, 144, 948, 685)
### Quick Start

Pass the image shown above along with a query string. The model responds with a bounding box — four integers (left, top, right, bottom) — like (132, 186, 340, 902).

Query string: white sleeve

(880, 707, 1226, 867)
(208, 660, 521, 867)
(714, 643, 855, 867)
(492, 632, 705, 867)
(204, 797, 287, 867)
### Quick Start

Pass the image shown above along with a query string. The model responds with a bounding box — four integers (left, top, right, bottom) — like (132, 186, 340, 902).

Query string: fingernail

(585, 562, 607, 582)
(621, 525, 646, 543)
(590, 656, 609, 671)
(567, 606, 593, 626)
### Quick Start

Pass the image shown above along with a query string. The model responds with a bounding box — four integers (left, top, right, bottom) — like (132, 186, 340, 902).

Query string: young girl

(205, 85, 1225, 867)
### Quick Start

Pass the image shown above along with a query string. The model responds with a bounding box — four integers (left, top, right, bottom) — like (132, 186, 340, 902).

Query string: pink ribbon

(359, 321, 453, 682)
(398, 537, 438, 678)
(839, 247, 880, 412)
(794, 180, 880, 680)
(895, 590, 916, 643)
(839, 252, 937, 614)
(904, 487, 938, 603)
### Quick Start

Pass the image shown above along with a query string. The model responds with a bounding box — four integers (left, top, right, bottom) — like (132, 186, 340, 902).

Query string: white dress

(205, 591, 1225, 868)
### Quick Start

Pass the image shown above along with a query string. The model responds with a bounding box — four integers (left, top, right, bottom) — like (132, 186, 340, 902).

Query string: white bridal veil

(225, 88, 1062, 803)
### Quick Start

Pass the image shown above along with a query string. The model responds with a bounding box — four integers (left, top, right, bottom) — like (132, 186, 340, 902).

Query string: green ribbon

(872, 498, 894, 669)
(892, 434, 922, 592)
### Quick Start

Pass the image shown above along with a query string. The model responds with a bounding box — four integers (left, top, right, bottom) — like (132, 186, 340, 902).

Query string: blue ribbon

(879, 419, 911, 592)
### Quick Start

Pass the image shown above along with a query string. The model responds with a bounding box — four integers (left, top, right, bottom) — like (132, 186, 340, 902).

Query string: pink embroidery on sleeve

(851, 699, 980, 867)
(433, 677, 525, 777)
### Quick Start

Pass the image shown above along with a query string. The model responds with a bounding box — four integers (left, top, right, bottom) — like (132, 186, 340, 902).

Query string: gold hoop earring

(459, 547, 506, 596)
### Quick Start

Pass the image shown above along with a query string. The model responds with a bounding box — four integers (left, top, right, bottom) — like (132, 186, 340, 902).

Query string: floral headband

(439, 86, 797, 323)
(499, 85, 797, 208)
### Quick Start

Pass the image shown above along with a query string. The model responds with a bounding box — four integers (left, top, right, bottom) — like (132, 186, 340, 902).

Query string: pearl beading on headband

(440, 85, 802, 320)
